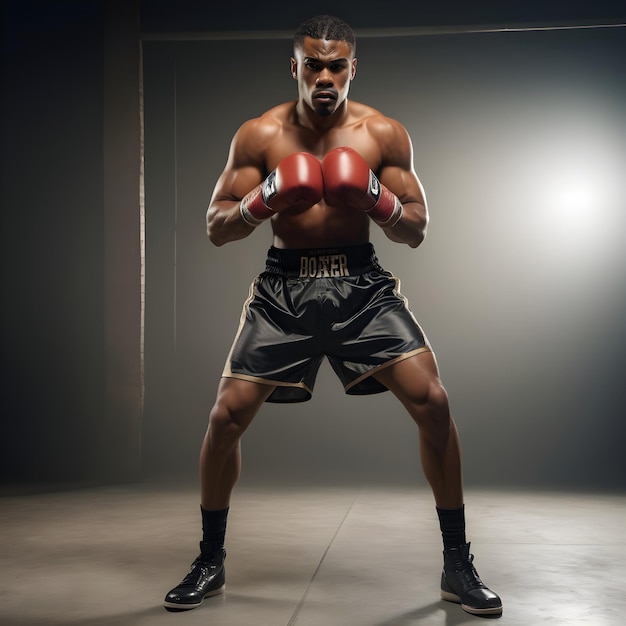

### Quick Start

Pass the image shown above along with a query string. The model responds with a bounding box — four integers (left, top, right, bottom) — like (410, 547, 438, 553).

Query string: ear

(290, 57, 297, 79)
(351, 57, 357, 79)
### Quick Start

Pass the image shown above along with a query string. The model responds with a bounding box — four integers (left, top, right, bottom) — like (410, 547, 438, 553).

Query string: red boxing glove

(321, 146, 403, 227)
(240, 152, 323, 226)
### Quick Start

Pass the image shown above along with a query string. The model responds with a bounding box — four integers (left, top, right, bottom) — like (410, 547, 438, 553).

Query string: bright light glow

(546, 174, 595, 221)
(539, 165, 606, 247)
(517, 99, 623, 273)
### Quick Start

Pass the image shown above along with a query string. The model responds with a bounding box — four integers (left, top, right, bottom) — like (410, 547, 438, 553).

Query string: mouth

(313, 89, 338, 103)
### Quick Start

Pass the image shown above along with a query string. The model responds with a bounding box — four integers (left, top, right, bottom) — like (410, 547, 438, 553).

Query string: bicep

(380, 163, 426, 208)
(210, 119, 271, 204)
(374, 119, 425, 205)
(211, 163, 265, 204)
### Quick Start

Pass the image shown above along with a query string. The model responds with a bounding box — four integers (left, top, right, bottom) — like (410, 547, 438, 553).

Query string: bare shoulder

(230, 102, 294, 165)
(368, 111, 410, 146)
(353, 102, 413, 166)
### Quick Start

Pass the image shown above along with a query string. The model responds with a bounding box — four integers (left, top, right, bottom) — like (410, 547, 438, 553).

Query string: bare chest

(267, 124, 381, 171)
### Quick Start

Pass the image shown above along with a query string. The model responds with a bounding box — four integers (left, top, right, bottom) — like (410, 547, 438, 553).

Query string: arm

(206, 119, 323, 247)
(321, 119, 428, 248)
(206, 119, 268, 247)
(377, 120, 429, 248)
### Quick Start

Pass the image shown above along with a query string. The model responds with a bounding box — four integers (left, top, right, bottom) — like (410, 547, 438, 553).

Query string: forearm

(380, 200, 428, 248)
(207, 152, 323, 246)
(206, 200, 256, 247)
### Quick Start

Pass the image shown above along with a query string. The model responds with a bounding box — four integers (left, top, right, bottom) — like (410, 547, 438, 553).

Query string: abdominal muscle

(271, 202, 371, 249)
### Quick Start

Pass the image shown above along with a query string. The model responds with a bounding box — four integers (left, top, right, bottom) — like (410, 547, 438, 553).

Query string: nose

(316, 68, 334, 87)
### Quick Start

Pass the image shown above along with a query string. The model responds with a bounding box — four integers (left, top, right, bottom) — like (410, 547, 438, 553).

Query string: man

(164, 14, 502, 618)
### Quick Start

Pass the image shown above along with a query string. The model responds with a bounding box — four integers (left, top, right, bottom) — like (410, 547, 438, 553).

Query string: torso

(253, 100, 390, 249)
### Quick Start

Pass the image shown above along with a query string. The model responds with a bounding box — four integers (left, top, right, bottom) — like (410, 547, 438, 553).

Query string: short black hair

(293, 15, 356, 55)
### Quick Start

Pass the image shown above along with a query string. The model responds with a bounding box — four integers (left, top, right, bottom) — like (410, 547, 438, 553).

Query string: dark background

(2, 1, 625, 493)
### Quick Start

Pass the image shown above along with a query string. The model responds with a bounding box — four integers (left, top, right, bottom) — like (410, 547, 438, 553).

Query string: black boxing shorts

(222, 243, 431, 402)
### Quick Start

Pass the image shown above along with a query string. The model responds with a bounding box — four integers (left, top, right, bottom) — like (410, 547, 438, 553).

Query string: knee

(408, 380, 451, 429)
(427, 382, 450, 413)
(205, 403, 246, 452)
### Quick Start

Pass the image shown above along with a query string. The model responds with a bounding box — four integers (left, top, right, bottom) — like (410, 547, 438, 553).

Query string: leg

(164, 377, 275, 612)
(373, 350, 463, 508)
(201, 376, 275, 510)
(374, 351, 503, 617)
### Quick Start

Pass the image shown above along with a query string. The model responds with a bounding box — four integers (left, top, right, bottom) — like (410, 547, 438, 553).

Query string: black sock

(436, 505, 467, 551)
(200, 506, 229, 556)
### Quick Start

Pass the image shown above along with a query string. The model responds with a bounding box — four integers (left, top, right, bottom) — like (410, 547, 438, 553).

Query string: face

(291, 36, 357, 117)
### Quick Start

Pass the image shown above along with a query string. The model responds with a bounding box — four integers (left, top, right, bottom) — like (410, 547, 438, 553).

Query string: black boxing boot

(440, 542, 502, 617)
(163, 544, 226, 611)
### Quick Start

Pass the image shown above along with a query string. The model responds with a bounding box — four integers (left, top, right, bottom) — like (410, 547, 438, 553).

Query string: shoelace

(452, 555, 486, 590)
(179, 560, 214, 588)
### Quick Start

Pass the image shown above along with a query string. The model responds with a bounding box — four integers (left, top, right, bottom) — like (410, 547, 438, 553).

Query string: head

(291, 15, 357, 117)
(293, 15, 356, 56)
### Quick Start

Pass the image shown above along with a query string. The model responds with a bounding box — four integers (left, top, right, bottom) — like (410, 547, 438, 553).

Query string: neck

(295, 99, 349, 132)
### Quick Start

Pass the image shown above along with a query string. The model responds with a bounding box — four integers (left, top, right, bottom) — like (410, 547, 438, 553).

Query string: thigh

(225, 274, 323, 402)
(326, 271, 430, 395)
(373, 350, 446, 408)
(212, 376, 276, 431)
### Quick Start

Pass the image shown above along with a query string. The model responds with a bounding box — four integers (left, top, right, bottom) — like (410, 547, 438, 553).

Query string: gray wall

(2, 1, 624, 492)
(1, 1, 107, 485)
(141, 27, 626, 491)
(1, 0, 143, 489)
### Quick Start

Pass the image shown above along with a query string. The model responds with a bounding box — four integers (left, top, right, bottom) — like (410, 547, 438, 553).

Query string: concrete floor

(1, 482, 625, 625)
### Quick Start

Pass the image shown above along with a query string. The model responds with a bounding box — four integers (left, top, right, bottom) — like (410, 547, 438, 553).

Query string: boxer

(164, 14, 502, 618)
